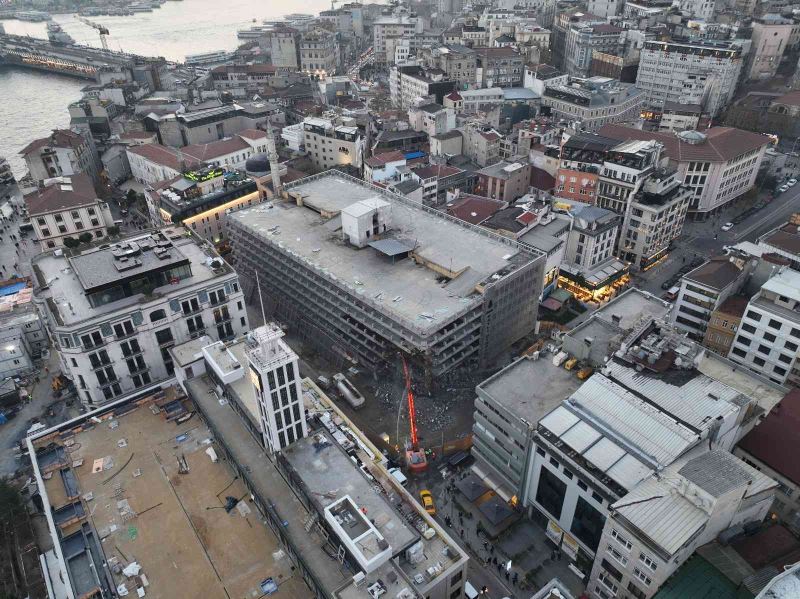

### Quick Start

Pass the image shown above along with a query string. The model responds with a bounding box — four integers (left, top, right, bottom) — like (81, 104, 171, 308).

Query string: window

(746, 311, 762, 322)
(611, 528, 632, 551)
(791, 328, 800, 339)
(758, 344, 771, 355)
(764, 332, 777, 343)
(113, 320, 134, 338)
(121, 339, 141, 357)
(181, 298, 200, 315)
(732, 347, 746, 358)
(742, 323, 756, 334)
(598, 571, 619, 595)
(536, 447, 546, 457)
(549, 457, 560, 468)
(628, 581, 646, 599)
(753, 357, 766, 367)
(536, 467, 567, 520)
(738, 336, 751, 347)
(785, 340, 798, 352)
(607, 544, 628, 567)
(768, 318, 782, 330)
(132, 372, 152, 388)
(81, 331, 103, 349)
(155, 328, 174, 346)
(633, 567, 652, 586)
(209, 289, 227, 305)
(774, 365, 787, 376)
(577, 480, 588, 491)
(639, 552, 657, 571)
(187, 315, 204, 334)
(571, 496, 605, 552)
(150, 309, 166, 322)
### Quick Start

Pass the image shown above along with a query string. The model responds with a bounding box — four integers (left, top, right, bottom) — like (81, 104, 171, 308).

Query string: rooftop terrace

(30, 390, 306, 599)
(32, 226, 234, 326)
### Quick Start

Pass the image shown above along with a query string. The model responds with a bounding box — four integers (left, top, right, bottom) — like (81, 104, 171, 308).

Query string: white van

(464, 581, 479, 599)
(388, 467, 408, 487)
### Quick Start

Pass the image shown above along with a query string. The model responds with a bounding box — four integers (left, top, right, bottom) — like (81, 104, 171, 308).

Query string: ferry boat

(185, 49, 235, 66)
(15, 11, 52, 22)
(237, 25, 271, 39)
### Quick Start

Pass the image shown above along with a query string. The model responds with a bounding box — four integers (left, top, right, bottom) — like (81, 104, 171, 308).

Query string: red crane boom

(401, 355, 418, 448)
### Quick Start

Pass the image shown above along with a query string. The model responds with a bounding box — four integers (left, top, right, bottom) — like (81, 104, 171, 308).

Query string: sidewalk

(438, 480, 587, 597)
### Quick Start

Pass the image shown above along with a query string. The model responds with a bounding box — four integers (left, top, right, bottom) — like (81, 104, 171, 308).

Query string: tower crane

(77, 17, 110, 51)
(401, 355, 427, 472)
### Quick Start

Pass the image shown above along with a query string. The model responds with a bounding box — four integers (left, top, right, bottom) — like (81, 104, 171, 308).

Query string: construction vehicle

(401, 355, 427, 472)
(564, 357, 578, 371)
(577, 367, 593, 380)
(77, 16, 110, 50)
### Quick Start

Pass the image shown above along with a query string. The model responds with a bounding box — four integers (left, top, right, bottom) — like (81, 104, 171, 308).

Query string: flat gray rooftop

(169, 334, 212, 367)
(232, 173, 537, 333)
(478, 355, 582, 426)
(592, 288, 671, 330)
(33, 227, 232, 326)
(282, 430, 417, 552)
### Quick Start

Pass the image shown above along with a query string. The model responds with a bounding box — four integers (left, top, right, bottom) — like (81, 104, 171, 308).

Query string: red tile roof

(731, 525, 800, 571)
(19, 129, 86, 156)
(737, 389, 800, 485)
(120, 130, 157, 141)
(516, 211, 536, 225)
(24, 173, 97, 216)
(598, 124, 770, 163)
(365, 151, 406, 167)
(446, 193, 505, 225)
(237, 129, 268, 141)
(182, 137, 251, 162)
(127, 144, 200, 172)
(773, 91, 800, 107)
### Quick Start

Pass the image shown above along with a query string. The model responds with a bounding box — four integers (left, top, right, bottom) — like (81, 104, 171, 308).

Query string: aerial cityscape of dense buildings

(4, 0, 800, 597)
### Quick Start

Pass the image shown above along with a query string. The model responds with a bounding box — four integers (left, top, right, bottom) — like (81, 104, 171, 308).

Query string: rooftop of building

(598, 124, 769, 163)
(662, 100, 703, 114)
(755, 563, 800, 598)
(760, 224, 800, 257)
(544, 79, 642, 108)
(567, 288, 672, 341)
(229, 172, 541, 334)
(32, 226, 234, 326)
(714, 295, 750, 319)
(24, 173, 98, 216)
(684, 255, 747, 290)
(738, 389, 800, 486)
(478, 354, 583, 428)
(19, 128, 85, 156)
(612, 448, 774, 557)
(445, 192, 506, 225)
(651, 554, 743, 599)
(760, 267, 800, 302)
(28, 389, 307, 599)
(412, 163, 462, 180)
(126, 143, 201, 172)
(364, 150, 406, 167)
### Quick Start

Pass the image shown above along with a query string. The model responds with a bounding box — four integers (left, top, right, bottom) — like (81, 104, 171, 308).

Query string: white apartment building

(390, 64, 455, 109)
(25, 174, 115, 250)
(408, 102, 456, 136)
(677, 0, 716, 19)
(20, 128, 100, 184)
(245, 324, 307, 453)
(671, 254, 753, 340)
(636, 40, 743, 117)
(303, 116, 363, 170)
(373, 15, 422, 64)
(588, 449, 776, 599)
(32, 227, 248, 407)
(560, 201, 620, 272)
(748, 16, 793, 81)
(728, 268, 800, 387)
(599, 125, 769, 220)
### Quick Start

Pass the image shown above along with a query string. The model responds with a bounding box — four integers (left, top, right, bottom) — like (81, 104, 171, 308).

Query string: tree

(78, 232, 93, 245)
(62, 236, 80, 249)
(126, 189, 138, 205)
(107, 225, 120, 237)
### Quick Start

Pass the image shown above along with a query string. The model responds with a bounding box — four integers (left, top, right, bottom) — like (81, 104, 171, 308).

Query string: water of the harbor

(0, 0, 331, 177)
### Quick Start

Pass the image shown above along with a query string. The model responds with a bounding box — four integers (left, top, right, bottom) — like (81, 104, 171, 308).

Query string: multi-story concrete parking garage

(228, 171, 545, 384)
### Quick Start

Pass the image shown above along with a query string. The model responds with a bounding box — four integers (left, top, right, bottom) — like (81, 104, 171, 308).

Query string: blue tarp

(404, 151, 425, 159)
(0, 282, 25, 297)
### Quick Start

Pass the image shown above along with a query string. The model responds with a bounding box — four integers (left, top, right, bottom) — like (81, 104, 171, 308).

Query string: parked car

(419, 489, 436, 516)
(779, 185, 789, 193)
(788, 179, 797, 186)
(721, 222, 734, 231)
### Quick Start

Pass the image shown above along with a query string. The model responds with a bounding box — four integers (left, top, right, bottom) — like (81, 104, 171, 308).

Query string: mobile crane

(401, 355, 427, 472)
